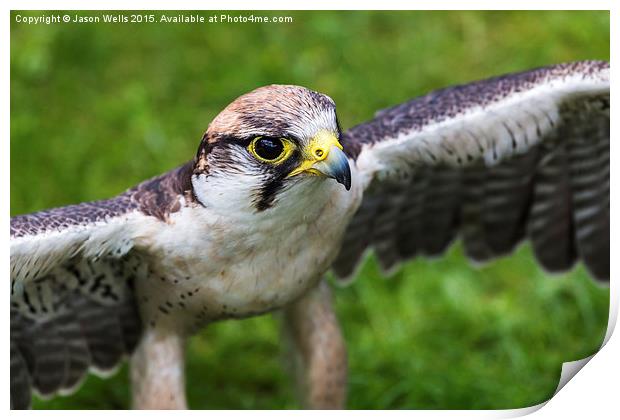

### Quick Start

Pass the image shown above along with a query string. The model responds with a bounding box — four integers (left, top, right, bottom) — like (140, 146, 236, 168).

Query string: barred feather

(335, 60, 609, 283)
(10, 258, 142, 409)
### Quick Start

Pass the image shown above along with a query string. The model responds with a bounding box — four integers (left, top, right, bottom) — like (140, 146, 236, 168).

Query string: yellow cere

(288, 130, 343, 178)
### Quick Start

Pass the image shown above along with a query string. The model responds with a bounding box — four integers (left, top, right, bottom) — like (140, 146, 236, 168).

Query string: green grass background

(10, 10, 609, 409)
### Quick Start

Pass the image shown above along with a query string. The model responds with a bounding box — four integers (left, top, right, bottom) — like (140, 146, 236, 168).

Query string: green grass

(10, 10, 609, 409)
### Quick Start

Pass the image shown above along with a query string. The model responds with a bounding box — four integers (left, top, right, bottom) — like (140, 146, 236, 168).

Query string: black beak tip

(337, 165, 352, 191)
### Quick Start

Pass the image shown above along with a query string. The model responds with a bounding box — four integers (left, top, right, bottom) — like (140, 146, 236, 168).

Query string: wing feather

(10, 340, 31, 409)
(336, 60, 609, 282)
(10, 163, 195, 408)
(9, 203, 142, 408)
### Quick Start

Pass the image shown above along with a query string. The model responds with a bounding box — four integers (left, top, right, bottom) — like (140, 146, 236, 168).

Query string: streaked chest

(135, 175, 362, 331)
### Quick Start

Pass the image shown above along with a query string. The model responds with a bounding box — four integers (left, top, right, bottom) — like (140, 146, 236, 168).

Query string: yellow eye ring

(248, 137, 294, 164)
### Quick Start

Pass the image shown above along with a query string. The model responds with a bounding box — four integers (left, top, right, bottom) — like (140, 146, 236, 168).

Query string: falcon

(10, 60, 609, 409)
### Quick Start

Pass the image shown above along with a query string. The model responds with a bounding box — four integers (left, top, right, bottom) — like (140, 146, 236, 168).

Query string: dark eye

(250, 136, 290, 163)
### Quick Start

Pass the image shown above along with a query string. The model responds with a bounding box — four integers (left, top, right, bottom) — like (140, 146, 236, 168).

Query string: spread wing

(10, 163, 193, 409)
(335, 60, 609, 283)
(10, 196, 145, 409)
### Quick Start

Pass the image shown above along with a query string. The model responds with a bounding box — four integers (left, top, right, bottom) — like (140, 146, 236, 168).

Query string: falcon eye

(249, 136, 293, 164)
(255, 137, 283, 160)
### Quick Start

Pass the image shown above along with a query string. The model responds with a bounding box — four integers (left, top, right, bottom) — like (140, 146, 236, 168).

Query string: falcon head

(192, 85, 351, 212)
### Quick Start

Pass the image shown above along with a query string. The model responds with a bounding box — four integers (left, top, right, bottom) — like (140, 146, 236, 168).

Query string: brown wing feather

(10, 256, 143, 409)
(335, 61, 609, 282)
(10, 162, 196, 408)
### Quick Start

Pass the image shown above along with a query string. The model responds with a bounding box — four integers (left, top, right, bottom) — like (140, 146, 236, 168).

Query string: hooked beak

(312, 146, 352, 190)
(288, 130, 352, 190)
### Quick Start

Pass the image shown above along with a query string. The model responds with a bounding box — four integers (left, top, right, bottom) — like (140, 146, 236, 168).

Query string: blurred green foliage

(10, 10, 609, 409)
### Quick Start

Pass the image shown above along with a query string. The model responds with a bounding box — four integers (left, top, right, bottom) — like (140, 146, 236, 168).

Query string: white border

(1, 0, 617, 10)
(3, 1, 616, 418)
